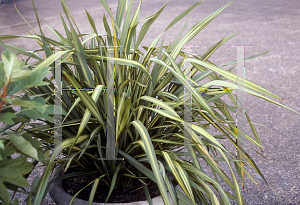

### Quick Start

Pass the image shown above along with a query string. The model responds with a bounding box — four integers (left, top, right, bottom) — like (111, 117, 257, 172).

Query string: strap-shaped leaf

(140, 106, 183, 123)
(139, 96, 179, 117)
(103, 14, 113, 46)
(115, 0, 126, 31)
(201, 80, 299, 114)
(216, 148, 243, 205)
(165, 0, 204, 31)
(150, 57, 219, 121)
(89, 55, 151, 79)
(221, 48, 274, 67)
(186, 58, 282, 100)
(33, 134, 90, 205)
(74, 85, 104, 139)
(131, 120, 172, 205)
(171, 0, 234, 60)
(134, 0, 169, 50)
(62, 71, 105, 126)
(162, 152, 190, 200)
(181, 163, 231, 205)
(87, 177, 100, 205)
(105, 161, 124, 203)
(70, 25, 94, 87)
(98, 0, 122, 37)
(120, 0, 133, 47)
(1, 43, 42, 61)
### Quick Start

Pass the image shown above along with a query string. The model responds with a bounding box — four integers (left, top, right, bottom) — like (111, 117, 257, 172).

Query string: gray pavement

(1, 0, 300, 204)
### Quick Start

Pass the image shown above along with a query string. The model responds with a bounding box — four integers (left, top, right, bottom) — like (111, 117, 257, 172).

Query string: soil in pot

(62, 168, 178, 203)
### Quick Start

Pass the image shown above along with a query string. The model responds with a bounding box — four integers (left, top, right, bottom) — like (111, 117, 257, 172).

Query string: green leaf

(88, 178, 100, 205)
(149, 56, 219, 121)
(165, 1, 204, 31)
(19, 99, 55, 123)
(22, 105, 55, 123)
(186, 58, 281, 100)
(173, 160, 195, 203)
(221, 48, 274, 67)
(44, 21, 63, 42)
(200, 80, 300, 115)
(158, 91, 179, 101)
(59, 13, 74, 47)
(34, 49, 71, 72)
(140, 106, 183, 123)
(217, 149, 243, 205)
(181, 162, 231, 204)
(245, 111, 261, 151)
(171, 0, 235, 60)
(61, 0, 84, 42)
(120, 0, 133, 48)
(11, 198, 19, 205)
(139, 96, 179, 117)
(61, 71, 105, 127)
(0, 61, 4, 86)
(162, 152, 190, 201)
(7, 66, 50, 96)
(89, 55, 151, 79)
(116, 94, 131, 137)
(131, 120, 172, 205)
(70, 25, 94, 87)
(0, 112, 17, 125)
(1, 49, 31, 85)
(98, 0, 115, 20)
(115, 0, 126, 31)
(0, 43, 43, 61)
(68, 85, 104, 156)
(7, 99, 37, 109)
(141, 181, 153, 205)
(30, 176, 41, 194)
(103, 14, 113, 46)
(98, 0, 122, 37)
(9, 132, 47, 163)
(33, 134, 90, 205)
(135, 0, 169, 50)
(0, 157, 33, 205)
(0, 35, 40, 41)
(118, 150, 156, 182)
(6, 94, 49, 115)
(105, 162, 124, 203)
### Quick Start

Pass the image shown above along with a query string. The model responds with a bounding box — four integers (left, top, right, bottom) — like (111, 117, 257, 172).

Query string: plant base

(49, 178, 182, 205)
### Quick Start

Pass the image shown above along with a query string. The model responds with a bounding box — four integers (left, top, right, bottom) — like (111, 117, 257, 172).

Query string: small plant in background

(0, 0, 299, 204)
(0, 49, 57, 205)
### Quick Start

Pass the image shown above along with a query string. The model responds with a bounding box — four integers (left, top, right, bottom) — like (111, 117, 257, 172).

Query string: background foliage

(0, 49, 56, 205)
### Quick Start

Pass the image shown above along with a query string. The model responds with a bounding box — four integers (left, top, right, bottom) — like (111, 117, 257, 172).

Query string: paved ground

(1, 0, 300, 204)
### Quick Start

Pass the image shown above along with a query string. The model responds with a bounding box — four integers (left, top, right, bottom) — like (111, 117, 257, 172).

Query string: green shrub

(0, 49, 55, 205)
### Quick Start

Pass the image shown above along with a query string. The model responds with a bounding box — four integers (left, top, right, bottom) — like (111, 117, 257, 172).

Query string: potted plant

(1, 0, 299, 204)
